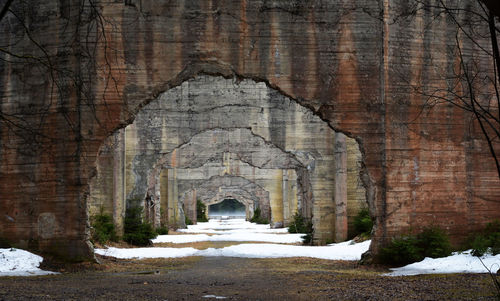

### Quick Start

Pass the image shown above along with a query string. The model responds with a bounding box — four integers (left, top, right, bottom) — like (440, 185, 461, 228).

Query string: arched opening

(179, 174, 271, 224)
(207, 199, 246, 218)
(88, 75, 368, 244)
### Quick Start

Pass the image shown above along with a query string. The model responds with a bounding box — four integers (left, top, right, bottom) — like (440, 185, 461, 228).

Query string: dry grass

(252, 257, 389, 277)
(96, 255, 202, 273)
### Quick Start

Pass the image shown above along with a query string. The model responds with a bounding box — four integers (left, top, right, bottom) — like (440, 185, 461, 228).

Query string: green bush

(379, 235, 422, 266)
(288, 212, 313, 245)
(416, 227, 452, 258)
(155, 226, 168, 235)
(0, 237, 10, 248)
(288, 212, 310, 233)
(470, 220, 500, 256)
(302, 232, 313, 245)
(379, 227, 452, 266)
(250, 208, 269, 224)
(490, 232, 500, 255)
(471, 235, 491, 257)
(197, 200, 208, 222)
(91, 213, 118, 245)
(353, 208, 373, 237)
(123, 206, 157, 246)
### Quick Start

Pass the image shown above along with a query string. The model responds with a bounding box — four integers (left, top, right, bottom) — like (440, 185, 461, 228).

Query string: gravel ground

(0, 256, 498, 300)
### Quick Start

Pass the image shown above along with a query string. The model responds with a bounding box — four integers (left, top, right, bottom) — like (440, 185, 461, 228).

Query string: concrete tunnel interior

(207, 199, 247, 218)
(88, 75, 369, 244)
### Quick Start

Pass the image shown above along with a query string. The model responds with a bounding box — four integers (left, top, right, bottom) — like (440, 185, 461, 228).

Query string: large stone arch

(88, 75, 367, 244)
(179, 175, 271, 223)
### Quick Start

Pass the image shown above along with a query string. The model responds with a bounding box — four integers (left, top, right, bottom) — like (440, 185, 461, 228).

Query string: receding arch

(144, 128, 308, 228)
(179, 175, 271, 223)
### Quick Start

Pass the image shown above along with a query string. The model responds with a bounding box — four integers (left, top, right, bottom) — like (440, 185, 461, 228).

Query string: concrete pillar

(160, 169, 169, 226)
(282, 170, 289, 224)
(191, 189, 197, 223)
(290, 170, 298, 217)
(112, 129, 126, 236)
(150, 173, 161, 228)
(346, 137, 367, 237)
(167, 168, 179, 226)
(247, 203, 254, 220)
(272, 169, 284, 227)
(335, 133, 348, 242)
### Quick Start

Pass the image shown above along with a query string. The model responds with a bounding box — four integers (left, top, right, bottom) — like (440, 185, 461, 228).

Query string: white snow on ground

(154, 218, 323, 245)
(96, 219, 500, 276)
(95, 246, 200, 259)
(180, 227, 290, 234)
(152, 232, 305, 244)
(385, 250, 500, 276)
(197, 241, 371, 260)
(202, 295, 227, 299)
(98, 219, 370, 260)
(95, 240, 371, 261)
(178, 219, 288, 234)
(0, 248, 57, 276)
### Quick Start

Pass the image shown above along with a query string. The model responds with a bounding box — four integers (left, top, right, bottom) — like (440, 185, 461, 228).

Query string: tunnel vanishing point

(1, 0, 500, 261)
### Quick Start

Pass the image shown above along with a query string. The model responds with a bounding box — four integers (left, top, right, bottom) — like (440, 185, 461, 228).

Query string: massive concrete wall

(1, 0, 499, 260)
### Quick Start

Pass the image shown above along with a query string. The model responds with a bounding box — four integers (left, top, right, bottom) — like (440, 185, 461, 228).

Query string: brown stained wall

(0, 0, 499, 260)
(383, 0, 500, 245)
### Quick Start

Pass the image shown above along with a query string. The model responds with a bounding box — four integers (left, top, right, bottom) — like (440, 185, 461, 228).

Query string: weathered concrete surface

(0, 0, 499, 259)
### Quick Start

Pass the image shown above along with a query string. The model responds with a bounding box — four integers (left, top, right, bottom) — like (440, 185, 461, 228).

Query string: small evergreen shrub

(185, 215, 193, 226)
(302, 231, 313, 245)
(416, 227, 452, 259)
(197, 200, 208, 222)
(353, 208, 373, 237)
(379, 235, 422, 266)
(471, 235, 491, 257)
(379, 226, 452, 266)
(155, 226, 168, 235)
(250, 208, 269, 224)
(288, 212, 313, 245)
(0, 237, 10, 248)
(91, 213, 118, 245)
(288, 212, 310, 233)
(123, 206, 157, 246)
(470, 220, 500, 256)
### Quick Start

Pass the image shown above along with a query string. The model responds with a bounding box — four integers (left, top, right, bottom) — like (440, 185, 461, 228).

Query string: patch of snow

(152, 232, 304, 244)
(95, 246, 200, 259)
(0, 248, 58, 276)
(202, 295, 227, 299)
(385, 250, 500, 276)
(96, 240, 371, 261)
(99, 219, 370, 260)
(153, 234, 212, 244)
(179, 227, 289, 234)
(197, 241, 371, 260)
(179, 219, 273, 233)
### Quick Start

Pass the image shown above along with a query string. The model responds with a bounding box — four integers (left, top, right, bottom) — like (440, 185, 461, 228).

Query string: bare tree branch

(0, 0, 13, 22)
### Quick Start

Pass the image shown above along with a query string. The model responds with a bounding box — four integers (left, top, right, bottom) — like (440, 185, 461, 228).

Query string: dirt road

(0, 255, 497, 300)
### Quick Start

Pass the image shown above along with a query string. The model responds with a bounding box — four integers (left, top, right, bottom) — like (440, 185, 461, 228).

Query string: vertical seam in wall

(379, 0, 389, 241)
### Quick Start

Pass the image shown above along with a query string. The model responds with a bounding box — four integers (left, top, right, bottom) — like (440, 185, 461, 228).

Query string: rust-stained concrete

(0, 0, 499, 260)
